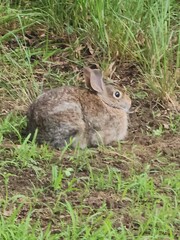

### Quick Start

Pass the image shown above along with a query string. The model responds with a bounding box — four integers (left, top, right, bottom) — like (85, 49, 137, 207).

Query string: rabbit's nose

(121, 100, 132, 112)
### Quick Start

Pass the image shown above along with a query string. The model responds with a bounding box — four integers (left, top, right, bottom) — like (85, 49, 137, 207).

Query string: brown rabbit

(27, 67, 131, 148)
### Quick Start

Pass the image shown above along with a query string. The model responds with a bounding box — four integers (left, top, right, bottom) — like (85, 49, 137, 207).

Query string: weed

(13, 130, 54, 168)
(168, 113, 180, 134)
(0, 113, 26, 143)
(0, 172, 14, 208)
(70, 147, 94, 171)
(51, 165, 63, 191)
(87, 165, 122, 193)
(152, 124, 164, 137)
(0, 205, 53, 240)
(58, 201, 121, 239)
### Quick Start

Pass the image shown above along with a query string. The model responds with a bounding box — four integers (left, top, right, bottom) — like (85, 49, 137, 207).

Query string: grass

(0, 143, 179, 239)
(1, 0, 179, 99)
(0, 0, 180, 239)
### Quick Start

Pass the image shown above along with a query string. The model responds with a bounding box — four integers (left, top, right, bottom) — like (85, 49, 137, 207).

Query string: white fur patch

(49, 102, 81, 114)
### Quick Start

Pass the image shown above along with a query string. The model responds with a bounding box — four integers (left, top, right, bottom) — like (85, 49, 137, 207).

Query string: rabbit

(26, 67, 131, 149)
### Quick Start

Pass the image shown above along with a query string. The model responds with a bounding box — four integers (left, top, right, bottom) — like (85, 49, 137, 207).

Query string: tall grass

(0, 0, 179, 99)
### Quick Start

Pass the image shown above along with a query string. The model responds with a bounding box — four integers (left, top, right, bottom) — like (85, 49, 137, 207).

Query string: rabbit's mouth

(116, 105, 131, 113)
(102, 98, 131, 113)
(118, 104, 131, 113)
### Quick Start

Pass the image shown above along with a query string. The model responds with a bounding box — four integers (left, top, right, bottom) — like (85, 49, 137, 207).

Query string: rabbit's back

(27, 87, 86, 148)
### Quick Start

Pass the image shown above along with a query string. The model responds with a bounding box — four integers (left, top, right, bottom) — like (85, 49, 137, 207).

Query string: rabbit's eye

(114, 91, 121, 98)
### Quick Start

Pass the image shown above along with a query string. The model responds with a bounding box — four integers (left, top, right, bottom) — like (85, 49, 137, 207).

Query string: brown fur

(27, 68, 131, 148)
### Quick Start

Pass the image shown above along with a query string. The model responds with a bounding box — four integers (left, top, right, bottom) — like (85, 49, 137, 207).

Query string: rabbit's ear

(84, 67, 105, 93)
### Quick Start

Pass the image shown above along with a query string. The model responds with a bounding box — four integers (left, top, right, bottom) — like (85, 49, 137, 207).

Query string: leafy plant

(51, 165, 64, 191)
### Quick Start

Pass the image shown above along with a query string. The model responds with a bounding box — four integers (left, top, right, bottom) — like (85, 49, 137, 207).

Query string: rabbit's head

(84, 67, 131, 112)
